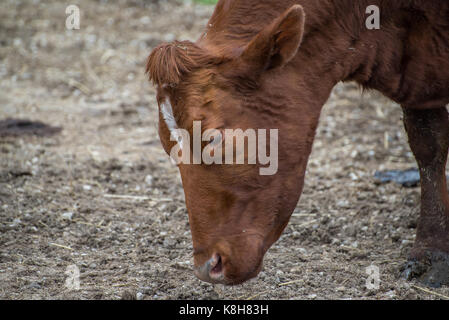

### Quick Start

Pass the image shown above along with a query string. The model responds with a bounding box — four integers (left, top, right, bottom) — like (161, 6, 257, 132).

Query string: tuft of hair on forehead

(145, 40, 225, 87)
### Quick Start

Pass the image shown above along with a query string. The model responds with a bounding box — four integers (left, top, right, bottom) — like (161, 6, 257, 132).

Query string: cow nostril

(194, 253, 225, 283)
(210, 254, 222, 275)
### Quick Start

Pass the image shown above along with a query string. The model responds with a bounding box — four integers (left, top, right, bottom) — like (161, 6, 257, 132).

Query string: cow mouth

(229, 258, 264, 285)
(194, 252, 264, 285)
(193, 233, 267, 285)
(217, 251, 265, 286)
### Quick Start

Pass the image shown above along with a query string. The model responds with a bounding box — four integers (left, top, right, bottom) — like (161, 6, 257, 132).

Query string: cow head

(146, 5, 320, 285)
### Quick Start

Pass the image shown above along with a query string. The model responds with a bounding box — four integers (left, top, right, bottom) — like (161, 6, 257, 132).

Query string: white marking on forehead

(160, 98, 177, 132)
(160, 98, 183, 150)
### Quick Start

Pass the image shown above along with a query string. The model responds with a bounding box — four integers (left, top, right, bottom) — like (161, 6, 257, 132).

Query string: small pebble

(28, 282, 41, 289)
(9, 218, 21, 227)
(145, 175, 154, 186)
(61, 212, 73, 220)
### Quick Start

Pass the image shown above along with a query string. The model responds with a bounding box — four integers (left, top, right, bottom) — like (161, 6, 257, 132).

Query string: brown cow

(146, 0, 449, 286)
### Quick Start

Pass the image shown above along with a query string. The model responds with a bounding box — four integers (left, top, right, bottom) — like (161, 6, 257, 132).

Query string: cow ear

(239, 5, 305, 76)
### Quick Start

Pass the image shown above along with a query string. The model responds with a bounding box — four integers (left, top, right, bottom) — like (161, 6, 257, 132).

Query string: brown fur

(146, 40, 227, 87)
(146, 0, 449, 285)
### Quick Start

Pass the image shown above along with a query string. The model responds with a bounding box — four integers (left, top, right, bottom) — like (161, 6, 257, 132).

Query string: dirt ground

(1, 0, 448, 300)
